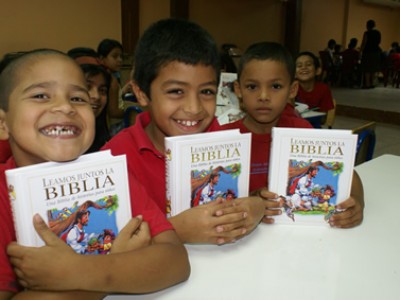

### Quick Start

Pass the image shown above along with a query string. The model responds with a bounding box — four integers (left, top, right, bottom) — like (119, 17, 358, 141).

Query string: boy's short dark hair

(296, 51, 321, 70)
(0, 49, 71, 111)
(237, 42, 295, 82)
(133, 18, 220, 98)
(97, 39, 123, 58)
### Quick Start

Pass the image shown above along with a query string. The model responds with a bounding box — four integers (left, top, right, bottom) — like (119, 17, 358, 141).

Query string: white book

(268, 127, 358, 225)
(165, 129, 251, 216)
(6, 150, 131, 254)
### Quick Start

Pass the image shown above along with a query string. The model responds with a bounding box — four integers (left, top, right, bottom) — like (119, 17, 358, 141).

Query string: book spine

(5, 173, 34, 246)
(165, 138, 175, 217)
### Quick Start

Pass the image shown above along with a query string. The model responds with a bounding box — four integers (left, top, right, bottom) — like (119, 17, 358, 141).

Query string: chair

(352, 122, 376, 166)
(322, 98, 336, 129)
(123, 105, 143, 128)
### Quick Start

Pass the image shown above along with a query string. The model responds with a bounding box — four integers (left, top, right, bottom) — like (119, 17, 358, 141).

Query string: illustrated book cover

(5, 150, 131, 254)
(268, 127, 358, 225)
(165, 129, 251, 216)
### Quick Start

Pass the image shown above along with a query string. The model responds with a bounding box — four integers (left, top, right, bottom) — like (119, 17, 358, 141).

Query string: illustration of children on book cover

(279, 159, 343, 222)
(191, 164, 241, 207)
(47, 195, 119, 255)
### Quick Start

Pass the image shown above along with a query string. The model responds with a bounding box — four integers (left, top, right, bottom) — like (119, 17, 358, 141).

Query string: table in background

(108, 155, 400, 300)
(301, 110, 326, 128)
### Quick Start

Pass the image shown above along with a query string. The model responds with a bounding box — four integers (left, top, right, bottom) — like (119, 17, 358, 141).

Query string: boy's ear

(131, 82, 150, 107)
(233, 80, 242, 100)
(316, 67, 322, 77)
(0, 109, 10, 140)
(289, 80, 299, 100)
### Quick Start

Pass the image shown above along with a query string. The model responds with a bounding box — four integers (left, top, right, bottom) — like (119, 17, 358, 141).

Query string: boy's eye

(70, 97, 89, 104)
(32, 93, 49, 100)
(272, 83, 282, 89)
(245, 84, 257, 91)
(201, 88, 216, 96)
(167, 88, 184, 95)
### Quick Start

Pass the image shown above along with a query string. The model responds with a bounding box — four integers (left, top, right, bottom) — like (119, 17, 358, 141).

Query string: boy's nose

(259, 88, 269, 101)
(182, 95, 202, 114)
(50, 97, 76, 115)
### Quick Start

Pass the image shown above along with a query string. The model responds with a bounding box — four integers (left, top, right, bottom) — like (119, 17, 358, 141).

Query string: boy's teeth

(177, 120, 198, 126)
(41, 126, 77, 136)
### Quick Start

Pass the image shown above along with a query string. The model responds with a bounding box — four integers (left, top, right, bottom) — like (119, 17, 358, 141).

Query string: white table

(108, 155, 400, 300)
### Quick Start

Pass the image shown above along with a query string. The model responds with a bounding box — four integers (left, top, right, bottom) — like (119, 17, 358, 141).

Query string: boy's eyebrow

(161, 79, 218, 87)
(22, 81, 88, 93)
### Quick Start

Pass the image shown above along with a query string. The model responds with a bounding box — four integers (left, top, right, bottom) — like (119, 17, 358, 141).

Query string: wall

(0, 0, 121, 57)
(300, 0, 400, 54)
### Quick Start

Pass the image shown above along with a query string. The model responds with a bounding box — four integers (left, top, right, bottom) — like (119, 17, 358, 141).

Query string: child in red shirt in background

(221, 42, 364, 228)
(295, 51, 335, 113)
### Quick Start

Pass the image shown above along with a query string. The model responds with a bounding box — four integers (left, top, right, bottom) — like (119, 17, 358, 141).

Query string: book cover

(268, 127, 358, 225)
(165, 129, 251, 216)
(6, 150, 131, 254)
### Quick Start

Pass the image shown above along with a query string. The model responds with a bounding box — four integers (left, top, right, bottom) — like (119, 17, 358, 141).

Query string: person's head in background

(79, 63, 111, 153)
(295, 51, 321, 85)
(233, 42, 298, 134)
(131, 18, 220, 149)
(97, 39, 123, 74)
(348, 38, 358, 50)
(327, 39, 336, 51)
(366, 19, 376, 30)
(0, 49, 94, 167)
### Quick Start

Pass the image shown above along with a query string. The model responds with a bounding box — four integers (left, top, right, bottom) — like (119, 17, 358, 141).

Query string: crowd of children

(0, 18, 364, 299)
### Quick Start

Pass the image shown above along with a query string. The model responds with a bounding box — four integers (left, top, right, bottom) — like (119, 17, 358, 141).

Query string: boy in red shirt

(221, 42, 364, 228)
(0, 49, 189, 299)
(103, 18, 266, 245)
(295, 51, 335, 113)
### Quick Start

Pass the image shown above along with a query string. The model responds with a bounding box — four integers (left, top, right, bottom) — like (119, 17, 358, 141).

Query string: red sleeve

(0, 141, 12, 164)
(128, 176, 174, 237)
(0, 163, 20, 293)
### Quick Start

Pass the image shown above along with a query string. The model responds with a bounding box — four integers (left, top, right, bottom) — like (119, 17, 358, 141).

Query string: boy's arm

(0, 291, 13, 300)
(169, 199, 248, 244)
(12, 290, 105, 300)
(328, 170, 364, 228)
(7, 216, 190, 294)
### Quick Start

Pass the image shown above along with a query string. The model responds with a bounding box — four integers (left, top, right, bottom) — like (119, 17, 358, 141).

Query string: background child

(223, 42, 364, 227)
(97, 39, 125, 135)
(103, 18, 266, 245)
(295, 51, 335, 113)
(0, 49, 189, 299)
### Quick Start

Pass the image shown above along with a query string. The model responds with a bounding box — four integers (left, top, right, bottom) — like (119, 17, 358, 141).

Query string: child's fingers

(33, 214, 62, 247)
(136, 220, 151, 237)
(119, 215, 143, 239)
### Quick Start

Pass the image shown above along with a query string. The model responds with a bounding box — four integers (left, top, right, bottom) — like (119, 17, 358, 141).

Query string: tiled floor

(330, 85, 400, 159)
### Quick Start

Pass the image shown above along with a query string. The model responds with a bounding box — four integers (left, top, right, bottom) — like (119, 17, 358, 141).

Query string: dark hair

(68, 47, 98, 59)
(367, 19, 376, 30)
(296, 51, 321, 69)
(97, 39, 123, 58)
(237, 41, 295, 82)
(133, 18, 220, 98)
(348, 38, 358, 49)
(75, 210, 90, 223)
(327, 39, 336, 49)
(0, 49, 74, 111)
(79, 64, 111, 153)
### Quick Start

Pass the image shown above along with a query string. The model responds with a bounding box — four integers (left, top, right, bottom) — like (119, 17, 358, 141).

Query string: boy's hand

(169, 199, 248, 245)
(328, 171, 364, 228)
(233, 196, 265, 233)
(327, 196, 364, 228)
(111, 215, 151, 253)
(7, 214, 79, 290)
(252, 188, 282, 224)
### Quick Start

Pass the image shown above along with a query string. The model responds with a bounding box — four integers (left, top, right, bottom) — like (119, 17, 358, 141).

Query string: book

(216, 72, 244, 125)
(5, 150, 131, 254)
(268, 127, 358, 225)
(165, 129, 251, 216)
